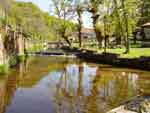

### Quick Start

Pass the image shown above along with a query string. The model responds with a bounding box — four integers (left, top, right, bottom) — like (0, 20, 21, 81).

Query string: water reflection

(0, 56, 149, 113)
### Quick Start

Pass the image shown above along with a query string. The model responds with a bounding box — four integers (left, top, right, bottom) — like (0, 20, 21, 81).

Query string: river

(0, 56, 150, 113)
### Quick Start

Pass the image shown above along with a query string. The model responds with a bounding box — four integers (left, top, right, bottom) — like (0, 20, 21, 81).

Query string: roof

(81, 28, 94, 33)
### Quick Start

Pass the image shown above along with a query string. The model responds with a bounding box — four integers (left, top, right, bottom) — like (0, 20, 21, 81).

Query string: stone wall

(0, 33, 8, 65)
(16, 32, 25, 56)
(4, 30, 17, 56)
(0, 26, 26, 68)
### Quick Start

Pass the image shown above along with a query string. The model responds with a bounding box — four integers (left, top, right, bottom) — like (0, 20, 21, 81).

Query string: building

(142, 22, 150, 40)
(71, 28, 96, 42)
(133, 22, 150, 47)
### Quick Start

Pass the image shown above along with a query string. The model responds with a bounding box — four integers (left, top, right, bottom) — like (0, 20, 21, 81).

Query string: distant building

(142, 22, 150, 40)
(133, 22, 150, 47)
(71, 28, 96, 42)
(81, 28, 96, 39)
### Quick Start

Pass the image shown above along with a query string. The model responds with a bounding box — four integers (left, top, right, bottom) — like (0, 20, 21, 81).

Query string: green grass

(103, 48, 150, 58)
(73, 43, 150, 58)
(27, 44, 44, 52)
(0, 64, 9, 74)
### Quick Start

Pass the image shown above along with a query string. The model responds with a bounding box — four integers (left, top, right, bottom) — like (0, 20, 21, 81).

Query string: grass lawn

(102, 48, 150, 58)
(79, 46, 150, 58)
(73, 42, 150, 58)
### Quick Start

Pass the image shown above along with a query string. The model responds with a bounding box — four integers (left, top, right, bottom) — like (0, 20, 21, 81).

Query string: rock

(139, 99, 150, 113)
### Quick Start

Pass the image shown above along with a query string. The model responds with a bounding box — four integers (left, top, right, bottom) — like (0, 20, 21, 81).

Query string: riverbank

(108, 96, 150, 113)
(0, 25, 28, 74)
(61, 46, 150, 71)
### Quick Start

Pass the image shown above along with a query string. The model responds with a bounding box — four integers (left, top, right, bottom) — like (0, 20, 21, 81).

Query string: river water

(0, 56, 150, 113)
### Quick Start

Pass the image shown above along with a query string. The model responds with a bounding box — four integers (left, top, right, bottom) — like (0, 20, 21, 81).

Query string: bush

(0, 64, 9, 74)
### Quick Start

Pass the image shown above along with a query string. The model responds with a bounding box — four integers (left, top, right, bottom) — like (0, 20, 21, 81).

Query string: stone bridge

(46, 41, 64, 49)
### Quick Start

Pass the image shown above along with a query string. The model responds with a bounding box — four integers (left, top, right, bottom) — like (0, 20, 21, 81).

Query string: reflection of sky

(37, 63, 98, 96)
(83, 63, 97, 96)
(17, 0, 93, 28)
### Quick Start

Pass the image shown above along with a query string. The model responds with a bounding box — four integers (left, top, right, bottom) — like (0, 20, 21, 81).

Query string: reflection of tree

(77, 63, 84, 96)
(54, 60, 73, 113)
(18, 59, 28, 81)
(0, 72, 19, 113)
(137, 73, 150, 96)
(54, 62, 86, 113)
(50, 61, 144, 113)
(97, 71, 139, 108)
(84, 68, 106, 113)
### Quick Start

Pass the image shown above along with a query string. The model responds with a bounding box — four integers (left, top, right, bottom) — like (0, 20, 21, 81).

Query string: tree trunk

(62, 35, 72, 46)
(104, 16, 107, 53)
(92, 14, 103, 49)
(61, 28, 72, 46)
(77, 6, 83, 48)
(113, 0, 124, 46)
(121, 0, 130, 54)
(78, 18, 82, 47)
(95, 28, 103, 48)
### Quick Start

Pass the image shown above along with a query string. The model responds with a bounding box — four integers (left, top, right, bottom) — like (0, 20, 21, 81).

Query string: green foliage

(18, 55, 26, 62)
(27, 44, 44, 52)
(0, 64, 9, 74)
(0, 1, 77, 42)
(7, 2, 56, 41)
(138, 0, 150, 25)
(104, 0, 141, 37)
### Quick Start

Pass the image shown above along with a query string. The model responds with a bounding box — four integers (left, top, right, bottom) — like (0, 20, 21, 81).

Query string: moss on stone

(0, 64, 9, 74)
(18, 54, 27, 62)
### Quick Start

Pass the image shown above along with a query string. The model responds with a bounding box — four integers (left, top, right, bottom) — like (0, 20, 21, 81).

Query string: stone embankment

(61, 46, 150, 71)
(0, 25, 27, 73)
(107, 96, 150, 113)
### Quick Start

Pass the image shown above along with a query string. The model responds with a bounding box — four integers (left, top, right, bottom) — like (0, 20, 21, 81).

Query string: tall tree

(87, 0, 104, 48)
(120, 0, 140, 53)
(77, 5, 83, 47)
(110, 0, 140, 53)
(138, 0, 150, 25)
(76, 3, 86, 47)
(0, 0, 12, 25)
(50, 0, 76, 46)
(103, 0, 112, 52)
(120, 0, 130, 53)
(112, 0, 124, 45)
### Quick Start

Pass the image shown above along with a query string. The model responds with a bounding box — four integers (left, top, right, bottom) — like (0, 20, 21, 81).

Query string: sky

(18, 0, 93, 28)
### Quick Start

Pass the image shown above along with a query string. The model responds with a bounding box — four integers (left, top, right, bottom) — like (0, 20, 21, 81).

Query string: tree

(102, 0, 113, 52)
(120, 0, 141, 53)
(87, 0, 104, 48)
(6, 1, 69, 41)
(120, 0, 130, 53)
(77, 5, 83, 47)
(0, 0, 12, 25)
(112, 0, 124, 45)
(138, 0, 150, 25)
(109, 0, 141, 53)
(50, 0, 77, 46)
(76, 3, 86, 47)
